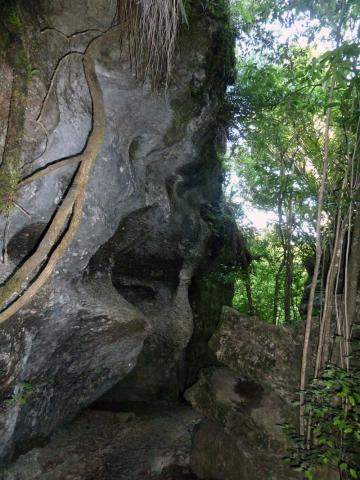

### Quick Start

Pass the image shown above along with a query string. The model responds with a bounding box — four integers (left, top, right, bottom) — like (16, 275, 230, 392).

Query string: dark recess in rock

(7, 223, 47, 264)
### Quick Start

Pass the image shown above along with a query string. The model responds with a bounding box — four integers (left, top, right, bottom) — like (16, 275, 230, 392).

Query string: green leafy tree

(227, 1, 360, 476)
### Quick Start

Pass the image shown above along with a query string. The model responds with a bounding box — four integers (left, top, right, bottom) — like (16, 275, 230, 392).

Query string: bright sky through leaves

(229, 15, 338, 231)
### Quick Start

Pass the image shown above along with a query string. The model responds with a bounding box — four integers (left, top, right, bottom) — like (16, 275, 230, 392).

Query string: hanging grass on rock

(117, 0, 188, 89)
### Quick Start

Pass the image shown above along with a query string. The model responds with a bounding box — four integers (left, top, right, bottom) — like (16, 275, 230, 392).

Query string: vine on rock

(0, 28, 111, 324)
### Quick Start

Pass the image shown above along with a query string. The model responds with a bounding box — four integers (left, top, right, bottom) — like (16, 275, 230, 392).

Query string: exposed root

(21, 50, 84, 185)
(36, 52, 84, 124)
(22, 41, 97, 184)
(0, 185, 77, 314)
(40, 27, 71, 43)
(41, 27, 106, 38)
(0, 29, 109, 324)
(19, 156, 81, 187)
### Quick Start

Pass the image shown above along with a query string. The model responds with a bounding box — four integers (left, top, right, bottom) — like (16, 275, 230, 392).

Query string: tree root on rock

(0, 29, 113, 324)
(19, 155, 82, 187)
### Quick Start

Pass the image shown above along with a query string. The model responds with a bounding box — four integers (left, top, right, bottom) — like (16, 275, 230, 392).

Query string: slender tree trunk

(346, 208, 360, 369)
(343, 102, 360, 369)
(284, 249, 293, 323)
(284, 198, 294, 324)
(347, 209, 360, 326)
(275, 167, 286, 325)
(242, 267, 254, 316)
(299, 78, 335, 436)
(319, 113, 359, 371)
(273, 256, 285, 324)
(316, 215, 346, 374)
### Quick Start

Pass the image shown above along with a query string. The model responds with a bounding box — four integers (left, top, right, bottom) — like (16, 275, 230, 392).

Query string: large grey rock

(0, 278, 148, 459)
(0, 1, 234, 463)
(186, 307, 302, 480)
(209, 306, 302, 398)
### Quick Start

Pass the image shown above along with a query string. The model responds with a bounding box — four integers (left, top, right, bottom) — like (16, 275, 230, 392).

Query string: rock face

(0, 0, 234, 462)
(0, 403, 201, 480)
(186, 307, 302, 480)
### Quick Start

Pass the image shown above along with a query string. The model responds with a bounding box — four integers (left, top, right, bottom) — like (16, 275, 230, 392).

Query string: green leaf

(350, 469, 358, 479)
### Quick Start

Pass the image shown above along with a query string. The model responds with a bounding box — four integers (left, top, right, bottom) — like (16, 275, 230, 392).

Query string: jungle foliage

(227, 0, 360, 477)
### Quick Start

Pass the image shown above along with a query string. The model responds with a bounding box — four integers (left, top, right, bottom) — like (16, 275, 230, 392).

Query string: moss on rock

(0, 1, 38, 214)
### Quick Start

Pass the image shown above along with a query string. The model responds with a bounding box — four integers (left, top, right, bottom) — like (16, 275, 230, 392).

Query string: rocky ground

(0, 307, 305, 480)
(0, 402, 200, 480)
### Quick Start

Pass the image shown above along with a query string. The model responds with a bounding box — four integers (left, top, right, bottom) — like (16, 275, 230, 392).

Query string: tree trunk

(284, 198, 294, 324)
(242, 267, 254, 316)
(346, 207, 360, 368)
(316, 216, 346, 373)
(299, 78, 334, 436)
(273, 257, 285, 324)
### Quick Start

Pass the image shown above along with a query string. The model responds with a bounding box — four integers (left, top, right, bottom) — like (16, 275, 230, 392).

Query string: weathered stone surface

(0, 1, 234, 463)
(0, 404, 201, 480)
(187, 307, 302, 480)
(190, 418, 298, 480)
(210, 306, 302, 398)
(185, 211, 248, 388)
(0, 278, 148, 461)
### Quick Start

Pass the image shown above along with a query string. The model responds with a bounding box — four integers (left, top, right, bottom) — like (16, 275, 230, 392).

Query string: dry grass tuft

(117, 0, 187, 89)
